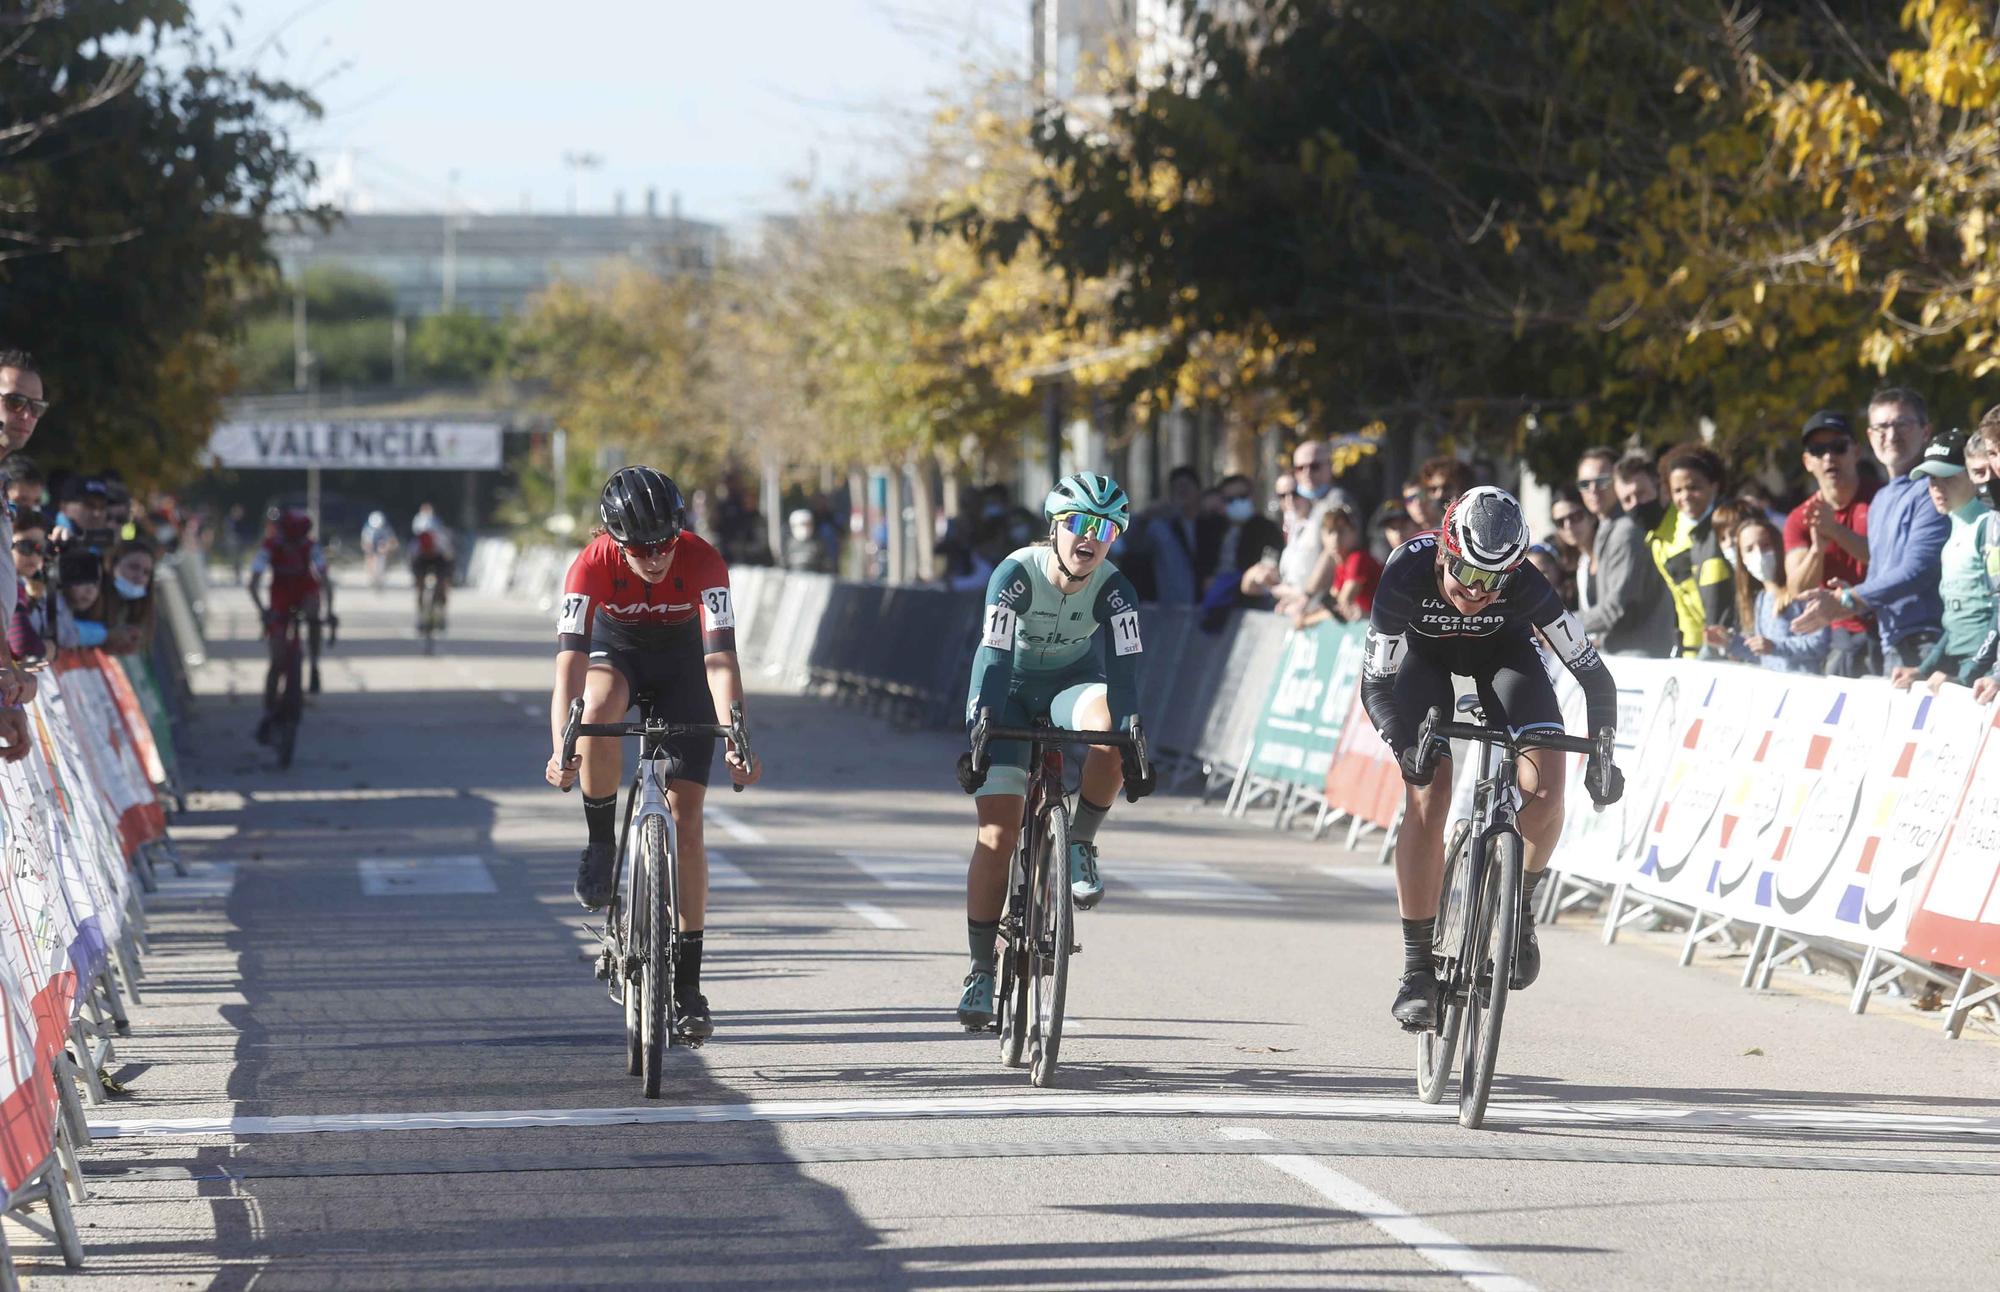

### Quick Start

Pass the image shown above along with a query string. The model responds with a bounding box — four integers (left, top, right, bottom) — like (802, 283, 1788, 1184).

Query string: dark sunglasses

(620, 536, 678, 559)
(1, 392, 49, 418)
(1576, 474, 1613, 491)
(1803, 438, 1853, 458)
(1552, 512, 1587, 527)
(10, 539, 46, 555)
(1401, 490, 1424, 503)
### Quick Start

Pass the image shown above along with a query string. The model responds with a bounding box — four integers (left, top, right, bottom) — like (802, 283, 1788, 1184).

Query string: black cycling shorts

(1389, 631, 1562, 753)
(587, 629, 717, 787)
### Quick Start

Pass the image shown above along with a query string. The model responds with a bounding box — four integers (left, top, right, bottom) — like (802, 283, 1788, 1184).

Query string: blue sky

(190, 0, 1028, 228)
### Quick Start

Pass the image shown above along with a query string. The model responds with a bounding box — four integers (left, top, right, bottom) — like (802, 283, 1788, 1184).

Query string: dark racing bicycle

(258, 607, 335, 770)
(559, 694, 751, 1098)
(966, 709, 1149, 1087)
(1409, 698, 1614, 1128)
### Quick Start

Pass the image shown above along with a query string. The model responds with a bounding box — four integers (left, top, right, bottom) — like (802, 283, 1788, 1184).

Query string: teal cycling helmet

(1042, 471, 1131, 531)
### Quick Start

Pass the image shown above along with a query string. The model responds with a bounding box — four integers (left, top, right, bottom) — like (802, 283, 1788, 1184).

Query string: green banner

(1246, 619, 1368, 789)
(119, 655, 180, 786)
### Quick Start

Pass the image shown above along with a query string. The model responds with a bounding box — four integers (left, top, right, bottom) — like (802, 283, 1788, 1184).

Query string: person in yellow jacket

(1647, 443, 1734, 658)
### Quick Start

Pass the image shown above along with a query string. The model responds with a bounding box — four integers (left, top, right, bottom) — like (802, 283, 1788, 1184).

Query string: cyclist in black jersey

(1360, 486, 1624, 1031)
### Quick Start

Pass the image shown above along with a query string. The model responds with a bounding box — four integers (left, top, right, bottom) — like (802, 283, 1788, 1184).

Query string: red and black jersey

(555, 532, 736, 655)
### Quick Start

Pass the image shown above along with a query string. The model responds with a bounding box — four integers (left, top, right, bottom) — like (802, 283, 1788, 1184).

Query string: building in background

(270, 195, 724, 319)
(1032, 1, 1249, 107)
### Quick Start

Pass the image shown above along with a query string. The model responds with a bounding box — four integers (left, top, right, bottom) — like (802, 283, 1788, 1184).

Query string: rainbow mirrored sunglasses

(1444, 551, 1512, 594)
(1057, 512, 1123, 544)
(620, 535, 679, 559)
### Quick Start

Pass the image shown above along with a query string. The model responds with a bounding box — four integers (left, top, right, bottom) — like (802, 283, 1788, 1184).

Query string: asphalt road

(23, 580, 2000, 1289)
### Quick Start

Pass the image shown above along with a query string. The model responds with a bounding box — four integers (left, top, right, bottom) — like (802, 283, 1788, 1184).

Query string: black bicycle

(258, 607, 335, 770)
(415, 562, 450, 654)
(966, 709, 1149, 1087)
(559, 694, 751, 1098)
(1409, 699, 1613, 1128)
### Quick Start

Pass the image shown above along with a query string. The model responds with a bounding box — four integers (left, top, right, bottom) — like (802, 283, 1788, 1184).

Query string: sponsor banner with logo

(1901, 703, 2000, 975)
(55, 652, 166, 858)
(1249, 622, 1367, 791)
(1323, 685, 1403, 829)
(206, 420, 503, 471)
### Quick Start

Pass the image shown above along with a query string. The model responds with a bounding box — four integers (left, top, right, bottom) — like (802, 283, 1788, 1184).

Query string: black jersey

(1360, 534, 1617, 752)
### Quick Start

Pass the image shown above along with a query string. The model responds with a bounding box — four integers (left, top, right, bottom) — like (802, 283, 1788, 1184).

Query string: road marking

(844, 901, 909, 930)
(705, 851, 759, 889)
(840, 852, 962, 890)
(151, 862, 237, 901)
(359, 856, 496, 897)
(86, 1091, 2000, 1141)
(1318, 866, 1399, 893)
(1220, 1127, 1535, 1291)
(708, 808, 767, 846)
(168, 824, 240, 842)
(1113, 859, 1279, 903)
(247, 788, 463, 803)
(521, 704, 543, 718)
(86, 1132, 2000, 1183)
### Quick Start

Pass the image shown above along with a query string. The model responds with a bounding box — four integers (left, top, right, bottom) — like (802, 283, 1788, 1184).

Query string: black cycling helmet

(599, 466, 686, 547)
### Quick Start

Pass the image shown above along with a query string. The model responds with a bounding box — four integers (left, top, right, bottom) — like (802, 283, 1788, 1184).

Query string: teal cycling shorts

(976, 659, 1109, 799)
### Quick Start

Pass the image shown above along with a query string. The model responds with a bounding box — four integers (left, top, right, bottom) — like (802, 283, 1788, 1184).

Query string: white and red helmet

(1441, 485, 1530, 576)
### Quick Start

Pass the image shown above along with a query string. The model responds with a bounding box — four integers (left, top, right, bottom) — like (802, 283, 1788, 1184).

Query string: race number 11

(1111, 610, 1143, 656)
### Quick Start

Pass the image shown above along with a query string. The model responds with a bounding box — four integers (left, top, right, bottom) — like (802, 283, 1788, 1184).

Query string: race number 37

(556, 593, 590, 636)
(1110, 610, 1143, 656)
(701, 588, 736, 630)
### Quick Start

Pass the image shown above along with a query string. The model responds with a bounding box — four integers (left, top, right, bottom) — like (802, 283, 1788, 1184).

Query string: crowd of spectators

(0, 349, 184, 763)
(1546, 386, 2000, 695)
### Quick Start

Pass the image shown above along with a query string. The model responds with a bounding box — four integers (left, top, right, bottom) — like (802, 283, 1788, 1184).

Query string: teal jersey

(966, 545, 1145, 727)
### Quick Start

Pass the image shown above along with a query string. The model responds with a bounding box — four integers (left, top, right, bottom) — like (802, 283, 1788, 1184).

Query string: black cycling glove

(1397, 745, 1436, 788)
(1121, 746, 1156, 803)
(1586, 756, 1624, 807)
(955, 751, 987, 795)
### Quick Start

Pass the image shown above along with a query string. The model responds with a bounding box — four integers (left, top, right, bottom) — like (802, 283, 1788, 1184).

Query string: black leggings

(1390, 632, 1563, 751)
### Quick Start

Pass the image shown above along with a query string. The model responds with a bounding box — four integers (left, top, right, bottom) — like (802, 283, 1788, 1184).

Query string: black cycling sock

(583, 794, 618, 845)
(1521, 868, 1548, 916)
(1070, 795, 1111, 845)
(967, 918, 1000, 973)
(676, 930, 703, 1000)
(1402, 917, 1437, 976)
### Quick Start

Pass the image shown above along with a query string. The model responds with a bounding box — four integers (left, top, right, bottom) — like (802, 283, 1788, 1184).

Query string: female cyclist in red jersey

(545, 467, 761, 1040)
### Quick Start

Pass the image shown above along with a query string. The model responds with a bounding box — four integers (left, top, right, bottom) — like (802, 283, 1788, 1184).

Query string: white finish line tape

(88, 1091, 2000, 1142)
(1219, 1127, 1536, 1292)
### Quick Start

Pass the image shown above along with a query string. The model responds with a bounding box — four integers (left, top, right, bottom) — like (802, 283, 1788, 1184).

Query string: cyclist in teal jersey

(952, 472, 1155, 1029)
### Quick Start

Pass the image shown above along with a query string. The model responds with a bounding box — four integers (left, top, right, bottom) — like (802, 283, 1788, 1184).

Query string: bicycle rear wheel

(1417, 820, 1473, 1104)
(1458, 828, 1521, 1129)
(1029, 804, 1073, 1087)
(997, 844, 1031, 1068)
(640, 815, 674, 1098)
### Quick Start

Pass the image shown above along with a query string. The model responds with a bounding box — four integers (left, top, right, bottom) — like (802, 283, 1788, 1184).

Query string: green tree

(410, 312, 511, 384)
(0, 2, 323, 488)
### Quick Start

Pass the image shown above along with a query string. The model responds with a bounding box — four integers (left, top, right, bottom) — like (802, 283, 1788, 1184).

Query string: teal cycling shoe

(956, 968, 996, 1031)
(1069, 840, 1104, 910)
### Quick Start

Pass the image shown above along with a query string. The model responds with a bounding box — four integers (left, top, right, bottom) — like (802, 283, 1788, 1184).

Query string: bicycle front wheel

(640, 815, 674, 1098)
(1458, 827, 1521, 1129)
(1029, 804, 1073, 1088)
(1417, 820, 1472, 1104)
(619, 824, 643, 1076)
(274, 644, 304, 769)
(997, 843, 1031, 1069)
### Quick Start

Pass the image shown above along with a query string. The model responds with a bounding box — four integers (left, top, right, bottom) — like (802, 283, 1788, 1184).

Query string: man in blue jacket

(1793, 387, 1948, 673)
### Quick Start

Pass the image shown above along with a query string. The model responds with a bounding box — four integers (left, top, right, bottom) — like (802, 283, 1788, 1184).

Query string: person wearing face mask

(1889, 431, 1998, 693)
(1578, 450, 1677, 657)
(102, 538, 156, 655)
(1645, 442, 1732, 659)
(1716, 515, 1829, 673)
(1200, 474, 1287, 625)
(1793, 388, 1949, 674)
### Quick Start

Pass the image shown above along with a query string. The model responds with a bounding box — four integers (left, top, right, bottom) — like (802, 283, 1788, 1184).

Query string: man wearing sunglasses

(1360, 486, 1622, 1031)
(951, 471, 1154, 1029)
(545, 466, 762, 1043)
(1782, 409, 1875, 677)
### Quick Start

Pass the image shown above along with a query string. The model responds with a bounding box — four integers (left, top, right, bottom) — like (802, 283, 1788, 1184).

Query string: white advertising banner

(207, 420, 502, 471)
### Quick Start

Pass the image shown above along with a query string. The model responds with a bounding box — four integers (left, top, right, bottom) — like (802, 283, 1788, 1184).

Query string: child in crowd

(56, 548, 109, 650)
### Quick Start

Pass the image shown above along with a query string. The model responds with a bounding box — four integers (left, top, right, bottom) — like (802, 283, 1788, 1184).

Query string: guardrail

(469, 533, 2000, 1040)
